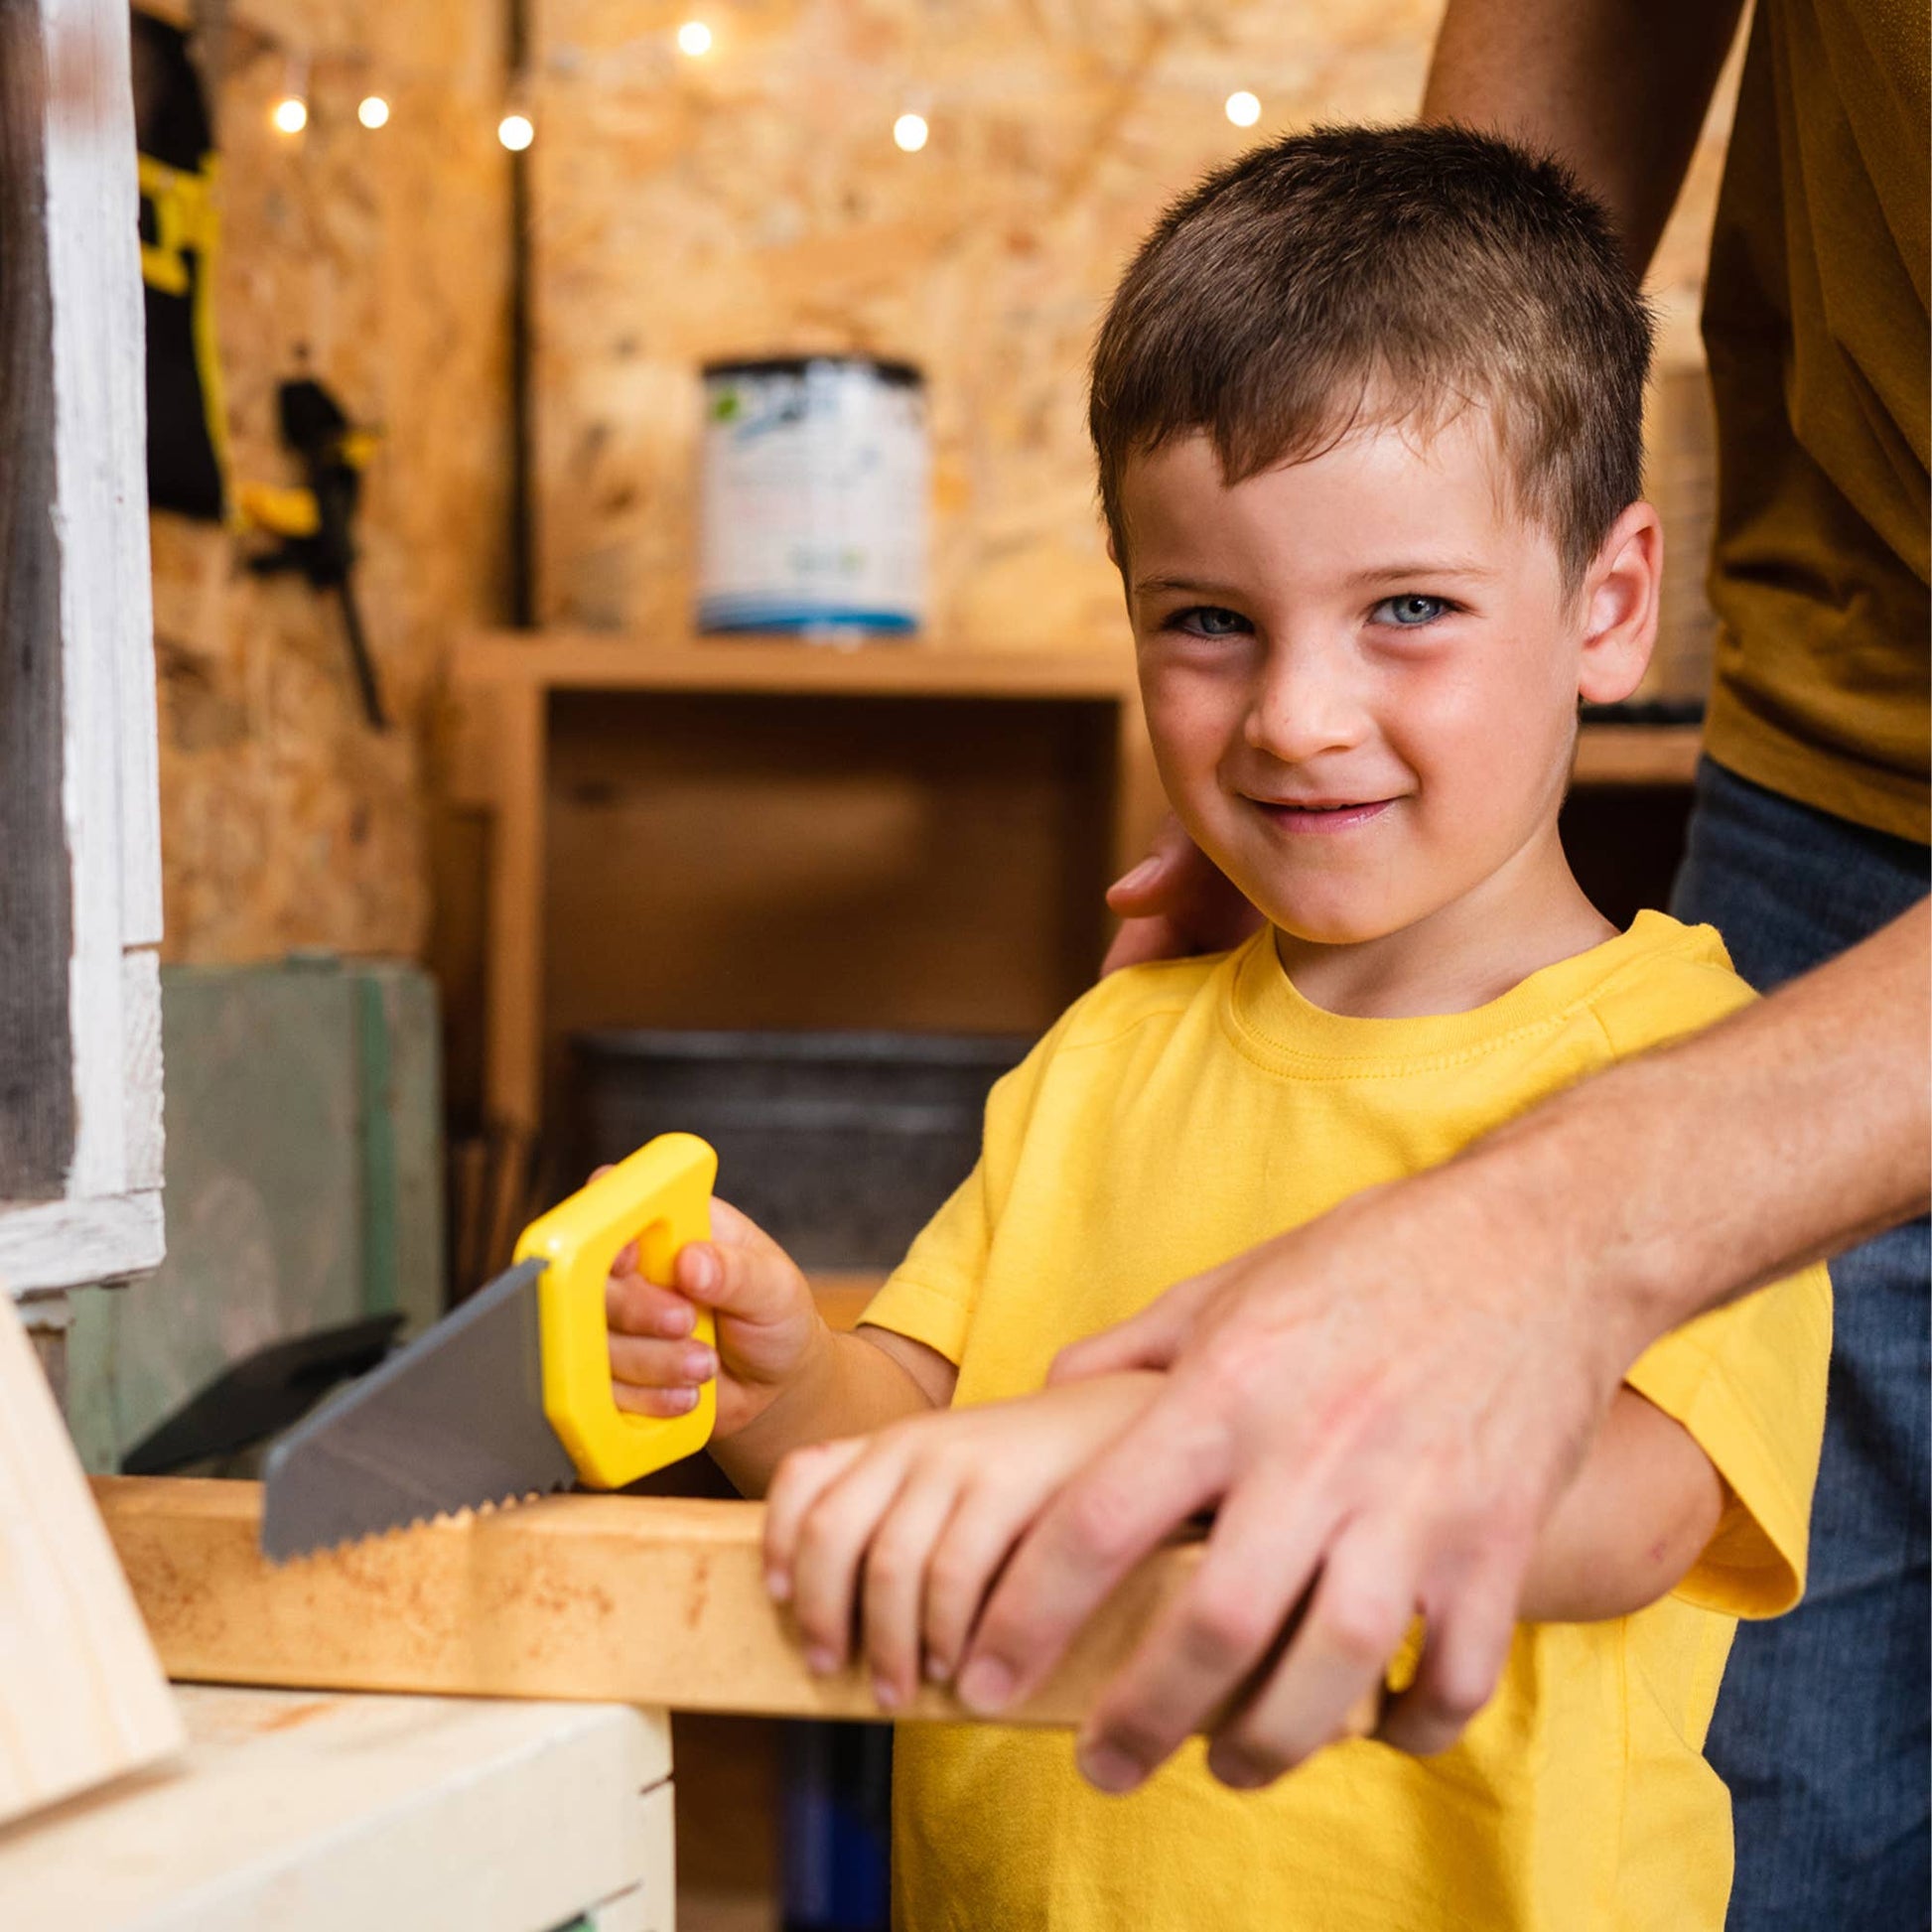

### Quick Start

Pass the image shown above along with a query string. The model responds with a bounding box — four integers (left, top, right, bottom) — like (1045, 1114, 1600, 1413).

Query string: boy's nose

(1243, 644, 1370, 765)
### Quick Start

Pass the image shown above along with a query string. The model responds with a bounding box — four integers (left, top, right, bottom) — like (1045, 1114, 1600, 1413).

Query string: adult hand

(950, 1157, 1640, 1790)
(1103, 813, 1264, 974)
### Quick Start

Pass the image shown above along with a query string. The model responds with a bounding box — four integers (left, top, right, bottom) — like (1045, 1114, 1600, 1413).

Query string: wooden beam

(98, 1477, 1319, 1731)
(0, 1305, 182, 1829)
(458, 630, 1139, 701)
(0, 1687, 673, 1932)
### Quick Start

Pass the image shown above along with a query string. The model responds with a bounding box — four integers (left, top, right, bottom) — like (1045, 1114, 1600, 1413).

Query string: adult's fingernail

(1206, 1744, 1271, 1790)
(956, 1658, 1014, 1714)
(872, 1678, 900, 1712)
(1077, 1741, 1147, 1794)
(805, 1645, 841, 1676)
(924, 1653, 953, 1684)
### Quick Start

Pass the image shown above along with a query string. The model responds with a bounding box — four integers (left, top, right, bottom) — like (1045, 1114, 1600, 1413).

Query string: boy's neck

(1272, 827, 1619, 1020)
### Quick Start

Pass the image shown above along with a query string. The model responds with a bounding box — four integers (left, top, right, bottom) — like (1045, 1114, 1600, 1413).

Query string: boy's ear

(1575, 501, 1662, 706)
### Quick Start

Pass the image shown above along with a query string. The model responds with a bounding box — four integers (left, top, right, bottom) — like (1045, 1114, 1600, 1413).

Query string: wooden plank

(46, 0, 154, 1202)
(1572, 723, 1702, 787)
(0, 1300, 182, 1828)
(121, 950, 164, 1194)
(0, 0, 165, 1285)
(459, 629, 1138, 701)
(810, 1272, 887, 1332)
(0, 1192, 165, 1294)
(483, 684, 546, 1140)
(99, 1477, 1264, 1731)
(0, 1685, 672, 1932)
(1112, 695, 1169, 880)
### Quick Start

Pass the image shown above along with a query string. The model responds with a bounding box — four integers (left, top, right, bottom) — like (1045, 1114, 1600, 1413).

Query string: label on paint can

(698, 356, 929, 638)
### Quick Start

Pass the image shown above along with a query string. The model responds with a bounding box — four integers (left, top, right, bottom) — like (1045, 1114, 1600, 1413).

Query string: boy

(609, 126, 1831, 1929)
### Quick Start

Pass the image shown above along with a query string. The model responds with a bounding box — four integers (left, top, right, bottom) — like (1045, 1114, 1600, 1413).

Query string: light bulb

(272, 94, 309, 135)
(498, 112, 535, 152)
(357, 94, 390, 129)
(676, 20, 712, 56)
(1225, 90, 1261, 128)
(893, 111, 928, 153)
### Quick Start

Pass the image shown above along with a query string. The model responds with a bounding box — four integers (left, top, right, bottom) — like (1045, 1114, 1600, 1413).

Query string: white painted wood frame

(0, 0, 166, 1299)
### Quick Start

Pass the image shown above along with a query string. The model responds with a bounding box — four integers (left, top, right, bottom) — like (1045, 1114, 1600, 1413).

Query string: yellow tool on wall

(260, 1135, 720, 1562)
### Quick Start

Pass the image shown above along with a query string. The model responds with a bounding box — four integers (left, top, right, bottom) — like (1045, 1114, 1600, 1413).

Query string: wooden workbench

(0, 1685, 673, 1932)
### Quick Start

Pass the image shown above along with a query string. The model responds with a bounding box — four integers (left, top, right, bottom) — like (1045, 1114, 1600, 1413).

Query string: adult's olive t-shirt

(1701, 0, 1930, 843)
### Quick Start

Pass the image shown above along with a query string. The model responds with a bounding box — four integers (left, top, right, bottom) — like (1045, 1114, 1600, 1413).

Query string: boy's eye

(1169, 605, 1252, 637)
(1372, 594, 1451, 627)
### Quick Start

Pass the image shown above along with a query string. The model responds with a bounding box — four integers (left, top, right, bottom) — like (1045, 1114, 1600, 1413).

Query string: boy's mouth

(1248, 796, 1397, 834)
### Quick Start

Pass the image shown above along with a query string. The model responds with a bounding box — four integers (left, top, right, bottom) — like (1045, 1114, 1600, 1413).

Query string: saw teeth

(262, 1478, 574, 1567)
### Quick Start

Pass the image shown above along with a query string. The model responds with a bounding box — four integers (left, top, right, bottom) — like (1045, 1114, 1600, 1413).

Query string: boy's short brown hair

(1090, 124, 1653, 587)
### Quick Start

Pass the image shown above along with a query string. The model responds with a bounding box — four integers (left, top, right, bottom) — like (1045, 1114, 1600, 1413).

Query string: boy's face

(1120, 414, 1645, 953)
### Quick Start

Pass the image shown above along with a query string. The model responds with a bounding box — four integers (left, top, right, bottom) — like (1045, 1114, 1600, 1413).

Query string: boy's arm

(709, 1325, 954, 1498)
(1518, 1385, 1725, 1621)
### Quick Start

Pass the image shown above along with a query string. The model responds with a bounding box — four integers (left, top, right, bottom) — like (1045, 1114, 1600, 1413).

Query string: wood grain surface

(96, 1476, 1379, 1735)
(0, 1303, 182, 1828)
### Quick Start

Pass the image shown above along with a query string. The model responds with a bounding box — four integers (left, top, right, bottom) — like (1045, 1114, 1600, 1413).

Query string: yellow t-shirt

(861, 911, 1833, 1932)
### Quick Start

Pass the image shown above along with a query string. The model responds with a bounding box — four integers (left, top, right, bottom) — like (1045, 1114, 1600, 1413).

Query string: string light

(676, 20, 713, 56)
(498, 111, 535, 151)
(1225, 90, 1261, 128)
(270, 53, 310, 135)
(893, 111, 928, 153)
(357, 94, 391, 129)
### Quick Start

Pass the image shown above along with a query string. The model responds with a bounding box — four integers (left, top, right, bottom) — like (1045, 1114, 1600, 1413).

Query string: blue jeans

(1670, 758, 1930, 1931)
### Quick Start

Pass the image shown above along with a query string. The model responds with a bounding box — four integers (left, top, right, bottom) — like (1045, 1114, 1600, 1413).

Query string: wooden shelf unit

(449, 630, 1703, 1155)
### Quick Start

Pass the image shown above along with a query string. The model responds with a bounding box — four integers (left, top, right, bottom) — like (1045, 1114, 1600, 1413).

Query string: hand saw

(261, 1134, 718, 1562)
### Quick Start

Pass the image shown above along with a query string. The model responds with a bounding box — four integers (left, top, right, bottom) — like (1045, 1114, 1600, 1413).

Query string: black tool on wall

(248, 377, 389, 729)
(133, 10, 228, 522)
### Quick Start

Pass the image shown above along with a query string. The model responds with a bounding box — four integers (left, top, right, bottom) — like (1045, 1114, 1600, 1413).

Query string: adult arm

(1422, 0, 1746, 279)
(951, 900, 1929, 1790)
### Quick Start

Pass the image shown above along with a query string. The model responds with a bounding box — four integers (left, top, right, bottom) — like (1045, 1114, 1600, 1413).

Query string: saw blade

(260, 1257, 578, 1562)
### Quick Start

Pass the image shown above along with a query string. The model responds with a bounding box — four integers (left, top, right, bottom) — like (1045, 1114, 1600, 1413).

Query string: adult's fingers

(953, 1389, 1228, 1717)
(1072, 1466, 1335, 1791)
(1046, 1269, 1218, 1385)
(1102, 813, 1195, 916)
(1199, 1512, 1419, 1789)
(1375, 1539, 1527, 1757)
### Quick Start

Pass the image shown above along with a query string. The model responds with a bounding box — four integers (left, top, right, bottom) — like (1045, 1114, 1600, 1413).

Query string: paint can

(698, 356, 928, 638)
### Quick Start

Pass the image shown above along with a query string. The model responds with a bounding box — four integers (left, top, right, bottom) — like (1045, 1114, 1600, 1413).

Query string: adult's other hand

(951, 1150, 1632, 1788)
(1102, 813, 1263, 974)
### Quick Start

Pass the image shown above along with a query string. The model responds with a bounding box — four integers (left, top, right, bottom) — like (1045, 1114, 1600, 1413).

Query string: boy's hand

(761, 1373, 1163, 1711)
(604, 1191, 828, 1441)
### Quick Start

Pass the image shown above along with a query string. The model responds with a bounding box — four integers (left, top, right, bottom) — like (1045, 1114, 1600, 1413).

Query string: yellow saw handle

(512, 1133, 718, 1487)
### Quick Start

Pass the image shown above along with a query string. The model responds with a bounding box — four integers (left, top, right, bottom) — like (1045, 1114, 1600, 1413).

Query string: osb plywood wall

(529, 0, 1736, 650)
(147, 0, 510, 962)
